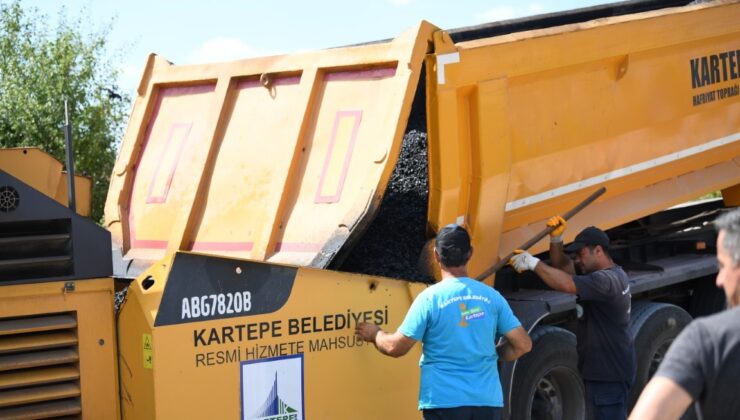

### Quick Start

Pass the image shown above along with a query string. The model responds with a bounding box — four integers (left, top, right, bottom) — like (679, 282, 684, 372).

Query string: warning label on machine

(143, 334, 153, 369)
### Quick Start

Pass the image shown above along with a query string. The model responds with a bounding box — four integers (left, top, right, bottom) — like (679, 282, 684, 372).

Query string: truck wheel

(510, 326, 585, 420)
(628, 302, 692, 408)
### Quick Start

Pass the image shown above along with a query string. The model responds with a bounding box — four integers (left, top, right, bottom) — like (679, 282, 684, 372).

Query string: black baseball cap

(435, 224, 472, 265)
(565, 226, 610, 253)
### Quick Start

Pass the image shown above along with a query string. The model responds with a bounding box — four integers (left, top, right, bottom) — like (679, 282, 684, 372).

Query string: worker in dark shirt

(630, 208, 740, 420)
(510, 218, 636, 420)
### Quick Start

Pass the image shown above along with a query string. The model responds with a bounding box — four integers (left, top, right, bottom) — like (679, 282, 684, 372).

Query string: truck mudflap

(105, 22, 436, 276)
(117, 252, 427, 419)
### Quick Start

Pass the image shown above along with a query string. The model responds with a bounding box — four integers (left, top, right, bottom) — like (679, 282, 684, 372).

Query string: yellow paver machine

(1, 0, 739, 418)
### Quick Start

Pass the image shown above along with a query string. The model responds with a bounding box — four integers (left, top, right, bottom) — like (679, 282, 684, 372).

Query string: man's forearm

(496, 340, 528, 361)
(534, 262, 577, 294)
(496, 341, 518, 361)
(355, 322, 416, 357)
(497, 326, 532, 361)
(549, 242, 573, 273)
(629, 377, 693, 420)
(373, 330, 416, 358)
(373, 330, 394, 356)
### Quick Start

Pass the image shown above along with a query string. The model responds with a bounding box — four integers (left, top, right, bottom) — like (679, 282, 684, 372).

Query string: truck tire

(510, 326, 585, 420)
(628, 302, 692, 408)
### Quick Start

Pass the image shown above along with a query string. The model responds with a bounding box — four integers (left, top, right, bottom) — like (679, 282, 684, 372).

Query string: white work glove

(547, 215, 567, 244)
(509, 250, 540, 273)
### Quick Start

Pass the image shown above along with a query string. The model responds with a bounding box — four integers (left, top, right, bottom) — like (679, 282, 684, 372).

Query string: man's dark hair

(435, 224, 472, 267)
(715, 209, 740, 267)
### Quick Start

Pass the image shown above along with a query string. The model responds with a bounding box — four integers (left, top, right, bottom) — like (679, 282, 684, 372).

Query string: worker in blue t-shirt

(510, 218, 636, 420)
(355, 224, 532, 420)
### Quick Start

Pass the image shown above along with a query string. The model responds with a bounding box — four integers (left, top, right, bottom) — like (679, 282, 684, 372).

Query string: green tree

(0, 1, 128, 221)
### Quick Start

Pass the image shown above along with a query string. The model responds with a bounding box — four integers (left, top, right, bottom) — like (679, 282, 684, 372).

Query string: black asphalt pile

(337, 128, 432, 282)
(338, 75, 433, 283)
(338, 76, 434, 282)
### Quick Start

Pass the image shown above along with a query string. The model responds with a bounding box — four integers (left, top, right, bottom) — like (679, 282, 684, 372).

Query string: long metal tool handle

(476, 186, 607, 281)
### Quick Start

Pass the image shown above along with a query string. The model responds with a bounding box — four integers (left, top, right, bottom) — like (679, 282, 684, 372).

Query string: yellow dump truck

(1, 0, 739, 418)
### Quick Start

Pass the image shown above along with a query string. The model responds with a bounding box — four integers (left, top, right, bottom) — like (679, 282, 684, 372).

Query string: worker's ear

(433, 248, 441, 263)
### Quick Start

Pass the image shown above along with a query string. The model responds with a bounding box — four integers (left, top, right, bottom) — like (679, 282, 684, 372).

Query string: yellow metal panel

(429, 1, 740, 275)
(273, 66, 412, 266)
(466, 79, 513, 282)
(0, 148, 92, 216)
(189, 75, 305, 259)
(124, 85, 218, 263)
(0, 279, 119, 419)
(722, 181, 740, 206)
(117, 253, 424, 419)
(106, 22, 437, 270)
(117, 296, 156, 419)
(54, 172, 92, 218)
(105, 54, 172, 248)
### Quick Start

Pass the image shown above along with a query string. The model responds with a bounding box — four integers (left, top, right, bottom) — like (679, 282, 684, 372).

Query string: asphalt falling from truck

(337, 76, 434, 283)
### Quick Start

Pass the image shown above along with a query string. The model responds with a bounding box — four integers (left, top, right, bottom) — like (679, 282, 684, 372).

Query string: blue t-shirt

(398, 277, 521, 409)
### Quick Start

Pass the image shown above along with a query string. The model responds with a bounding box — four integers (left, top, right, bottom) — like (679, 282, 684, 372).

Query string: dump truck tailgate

(106, 22, 436, 274)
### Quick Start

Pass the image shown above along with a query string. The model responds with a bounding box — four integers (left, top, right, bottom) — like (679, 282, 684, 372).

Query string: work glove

(509, 250, 540, 273)
(547, 215, 567, 243)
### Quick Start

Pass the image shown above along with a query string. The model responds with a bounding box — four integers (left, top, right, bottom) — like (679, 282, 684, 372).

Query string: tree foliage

(0, 1, 129, 221)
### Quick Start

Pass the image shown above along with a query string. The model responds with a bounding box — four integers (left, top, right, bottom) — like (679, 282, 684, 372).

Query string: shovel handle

(476, 186, 606, 281)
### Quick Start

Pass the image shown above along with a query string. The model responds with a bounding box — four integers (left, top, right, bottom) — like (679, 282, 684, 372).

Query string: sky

(23, 0, 620, 98)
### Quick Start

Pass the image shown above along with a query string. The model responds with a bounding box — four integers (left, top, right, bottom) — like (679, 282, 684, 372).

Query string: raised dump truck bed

(97, 0, 739, 418)
(108, 0, 739, 281)
(105, 21, 436, 277)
